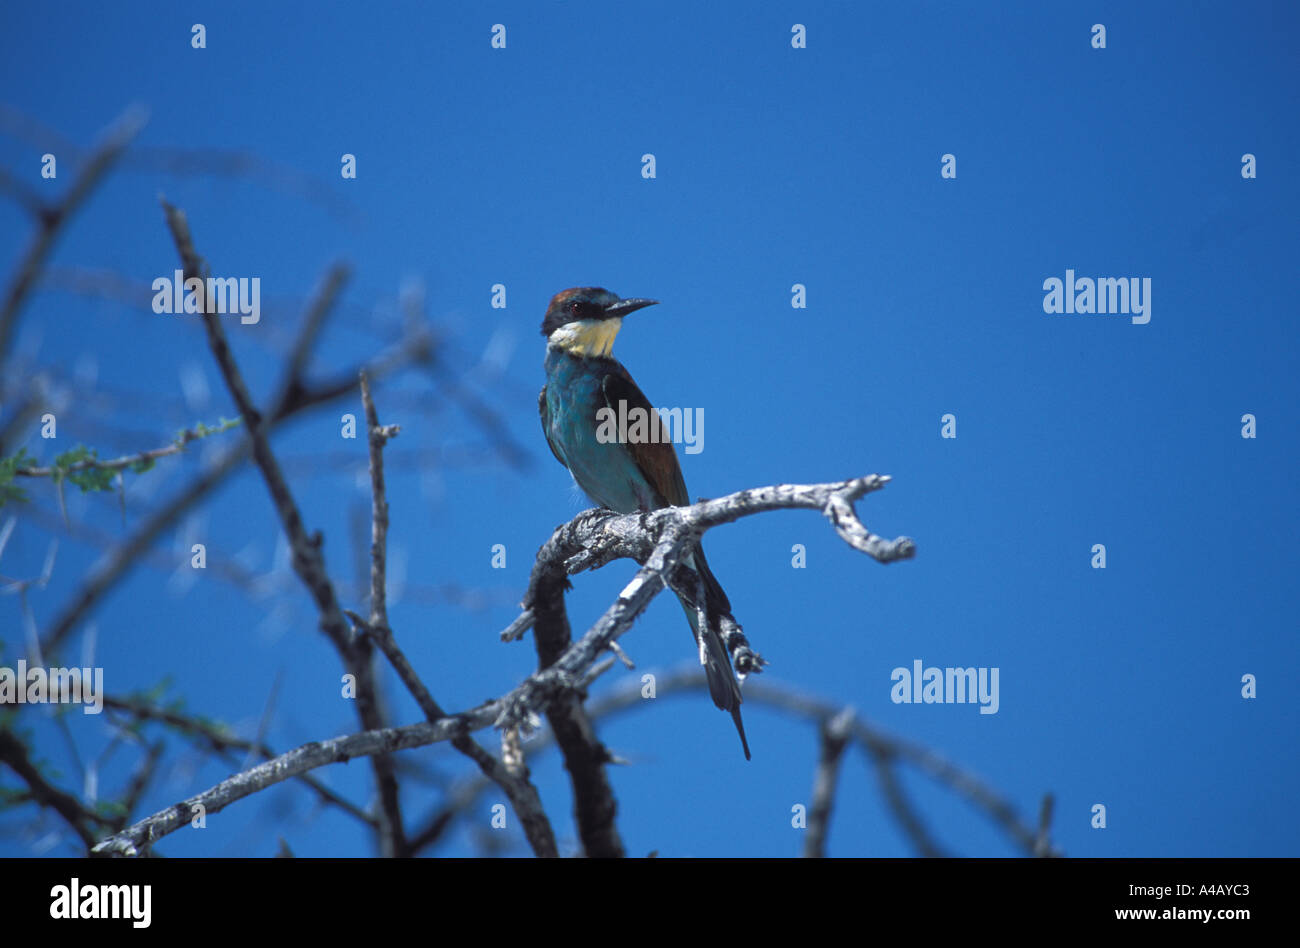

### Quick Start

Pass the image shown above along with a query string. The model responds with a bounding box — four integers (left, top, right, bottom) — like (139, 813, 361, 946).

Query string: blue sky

(1, 2, 1297, 857)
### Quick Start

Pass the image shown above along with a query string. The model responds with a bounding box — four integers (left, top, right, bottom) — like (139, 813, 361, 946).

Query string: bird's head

(541, 287, 658, 358)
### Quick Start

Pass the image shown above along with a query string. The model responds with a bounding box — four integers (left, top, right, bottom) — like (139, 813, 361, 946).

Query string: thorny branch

(159, 198, 408, 857)
(93, 475, 915, 855)
(351, 371, 558, 857)
(0, 107, 148, 363)
(3, 112, 1051, 861)
(3, 113, 540, 858)
(36, 258, 435, 658)
(101, 694, 374, 828)
(0, 728, 112, 849)
(581, 668, 1057, 858)
(13, 417, 242, 480)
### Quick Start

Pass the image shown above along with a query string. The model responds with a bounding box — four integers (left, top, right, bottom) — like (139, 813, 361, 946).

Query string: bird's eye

(569, 301, 581, 315)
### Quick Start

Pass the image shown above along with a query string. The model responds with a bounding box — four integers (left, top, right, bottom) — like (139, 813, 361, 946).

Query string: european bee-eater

(538, 287, 750, 759)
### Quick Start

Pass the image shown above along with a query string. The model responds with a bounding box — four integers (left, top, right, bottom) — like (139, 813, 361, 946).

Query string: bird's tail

(676, 545, 750, 760)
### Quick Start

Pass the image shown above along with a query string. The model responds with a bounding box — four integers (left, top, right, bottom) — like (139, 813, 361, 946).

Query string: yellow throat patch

(549, 318, 623, 358)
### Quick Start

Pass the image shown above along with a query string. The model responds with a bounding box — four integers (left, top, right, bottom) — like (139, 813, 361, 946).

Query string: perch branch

(94, 475, 912, 855)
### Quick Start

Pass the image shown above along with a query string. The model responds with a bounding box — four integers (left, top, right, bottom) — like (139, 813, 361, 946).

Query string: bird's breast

(544, 351, 654, 513)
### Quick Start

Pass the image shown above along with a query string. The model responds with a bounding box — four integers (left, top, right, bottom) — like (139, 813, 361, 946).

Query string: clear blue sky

(1, 2, 1297, 857)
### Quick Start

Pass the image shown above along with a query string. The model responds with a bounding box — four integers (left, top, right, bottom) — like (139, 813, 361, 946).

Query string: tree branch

(38, 268, 431, 658)
(352, 372, 558, 857)
(0, 106, 148, 364)
(507, 475, 913, 649)
(0, 726, 110, 850)
(160, 198, 407, 857)
(92, 718, 450, 856)
(529, 549, 625, 858)
(93, 474, 913, 856)
(359, 371, 398, 632)
(14, 417, 241, 480)
(102, 694, 374, 828)
(1035, 793, 1059, 858)
(582, 667, 1047, 857)
(804, 707, 853, 857)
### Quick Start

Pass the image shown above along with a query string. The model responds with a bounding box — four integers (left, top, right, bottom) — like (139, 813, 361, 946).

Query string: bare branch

(866, 747, 946, 857)
(0, 106, 148, 363)
(93, 460, 914, 856)
(41, 441, 244, 655)
(38, 286, 430, 658)
(91, 648, 608, 856)
(443, 730, 557, 858)
(423, 356, 532, 471)
(804, 707, 853, 857)
(111, 740, 164, 833)
(91, 653, 1042, 858)
(529, 552, 625, 858)
(275, 262, 351, 409)
(359, 371, 398, 631)
(743, 681, 1037, 856)
(0, 727, 110, 850)
(1035, 793, 1059, 857)
(102, 694, 372, 827)
(406, 774, 487, 855)
(584, 667, 1045, 857)
(160, 198, 407, 857)
(0, 165, 46, 216)
(351, 373, 557, 856)
(91, 718, 450, 856)
(507, 475, 913, 648)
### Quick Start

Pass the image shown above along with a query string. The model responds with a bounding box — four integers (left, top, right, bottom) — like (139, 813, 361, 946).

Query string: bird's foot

(734, 646, 768, 679)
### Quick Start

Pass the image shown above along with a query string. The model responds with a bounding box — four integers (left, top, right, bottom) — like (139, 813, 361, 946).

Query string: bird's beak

(603, 297, 658, 317)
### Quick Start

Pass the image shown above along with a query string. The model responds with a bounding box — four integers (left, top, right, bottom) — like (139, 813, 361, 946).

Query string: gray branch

(102, 694, 374, 828)
(527, 542, 625, 857)
(0, 727, 111, 849)
(352, 372, 557, 857)
(0, 106, 148, 363)
(804, 707, 854, 858)
(584, 667, 1048, 858)
(160, 199, 407, 857)
(93, 475, 910, 856)
(38, 259, 431, 658)
(508, 475, 913, 648)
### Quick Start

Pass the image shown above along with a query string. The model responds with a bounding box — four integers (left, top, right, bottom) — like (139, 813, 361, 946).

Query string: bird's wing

(601, 367, 689, 508)
(538, 385, 568, 469)
(604, 368, 748, 757)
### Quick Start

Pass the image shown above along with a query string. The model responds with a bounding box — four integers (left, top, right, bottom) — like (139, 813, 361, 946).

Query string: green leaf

(53, 445, 94, 468)
(53, 446, 116, 493)
(0, 447, 34, 507)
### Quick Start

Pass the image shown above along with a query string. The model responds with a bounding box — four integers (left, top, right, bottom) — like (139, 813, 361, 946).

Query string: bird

(538, 287, 750, 759)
